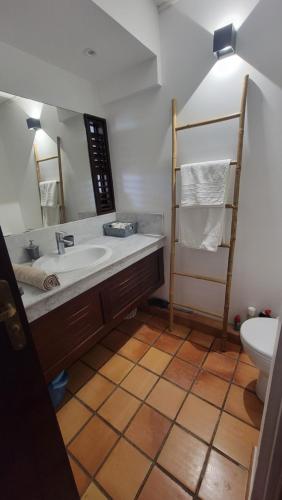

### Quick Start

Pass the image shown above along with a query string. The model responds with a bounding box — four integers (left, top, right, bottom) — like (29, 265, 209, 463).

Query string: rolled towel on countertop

(13, 264, 60, 291)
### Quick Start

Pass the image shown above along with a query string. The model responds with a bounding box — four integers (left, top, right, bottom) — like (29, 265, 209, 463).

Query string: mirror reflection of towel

(39, 180, 58, 207)
(42, 206, 60, 227)
(39, 180, 60, 226)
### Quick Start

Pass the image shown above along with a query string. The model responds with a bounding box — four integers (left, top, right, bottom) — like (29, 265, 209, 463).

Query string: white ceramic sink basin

(33, 244, 112, 274)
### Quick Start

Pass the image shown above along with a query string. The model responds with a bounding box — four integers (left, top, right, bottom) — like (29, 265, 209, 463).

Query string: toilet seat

(241, 318, 278, 358)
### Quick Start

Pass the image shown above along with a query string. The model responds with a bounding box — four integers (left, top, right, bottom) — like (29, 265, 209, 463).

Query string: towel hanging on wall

(179, 159, 231, 251)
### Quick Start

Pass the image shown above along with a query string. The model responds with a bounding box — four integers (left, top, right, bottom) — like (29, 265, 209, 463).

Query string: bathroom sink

(33, 244, 112, 274)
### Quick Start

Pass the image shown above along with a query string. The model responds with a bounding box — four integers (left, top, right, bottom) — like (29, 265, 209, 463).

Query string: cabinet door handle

(0, 303, 16, 323)
(0, 280, 26, 351)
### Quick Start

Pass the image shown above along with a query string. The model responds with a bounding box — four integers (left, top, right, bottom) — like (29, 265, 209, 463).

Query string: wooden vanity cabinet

(101, 249, 163, 322)
(31, 288, 103, 382)
(31, 248, 164, 382)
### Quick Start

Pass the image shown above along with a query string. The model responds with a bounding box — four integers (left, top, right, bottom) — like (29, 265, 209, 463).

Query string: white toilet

(240, 317, 279, 401)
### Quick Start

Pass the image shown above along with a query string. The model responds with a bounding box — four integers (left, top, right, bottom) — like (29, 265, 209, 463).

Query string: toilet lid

(241, 318, 279, 357)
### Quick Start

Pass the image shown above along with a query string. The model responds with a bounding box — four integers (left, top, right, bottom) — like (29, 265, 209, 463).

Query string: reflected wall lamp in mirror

(26, 117, 42, 130)
(213, 23, 236, 59)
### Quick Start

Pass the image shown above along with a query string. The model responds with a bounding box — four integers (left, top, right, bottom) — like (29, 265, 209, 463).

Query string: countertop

(21, 234, 165, 323)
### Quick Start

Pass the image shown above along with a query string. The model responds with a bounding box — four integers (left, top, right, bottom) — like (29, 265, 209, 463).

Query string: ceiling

(0, 91, 15, 105)
(154, 0, 179, 11)
(0, 0, 155, 83)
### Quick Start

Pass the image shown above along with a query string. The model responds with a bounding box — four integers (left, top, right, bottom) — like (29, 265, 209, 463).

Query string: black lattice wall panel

(84, 114, 115, 215)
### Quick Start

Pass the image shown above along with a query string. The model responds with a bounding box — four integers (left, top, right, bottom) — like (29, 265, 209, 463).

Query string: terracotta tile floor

(57, 312, 263, 499)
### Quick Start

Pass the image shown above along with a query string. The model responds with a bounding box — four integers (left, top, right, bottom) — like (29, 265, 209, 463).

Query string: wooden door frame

(250, 312, 282, 500)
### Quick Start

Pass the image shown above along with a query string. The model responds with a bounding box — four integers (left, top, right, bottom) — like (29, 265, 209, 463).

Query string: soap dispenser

(25, 240, 40, 260)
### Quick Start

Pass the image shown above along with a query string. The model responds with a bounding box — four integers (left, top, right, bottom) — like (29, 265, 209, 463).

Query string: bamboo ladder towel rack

(34, 136, 66, 224)
(169, 74, 249, 349)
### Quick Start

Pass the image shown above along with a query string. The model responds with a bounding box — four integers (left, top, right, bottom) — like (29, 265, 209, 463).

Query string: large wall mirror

(0, 91, 115, 236)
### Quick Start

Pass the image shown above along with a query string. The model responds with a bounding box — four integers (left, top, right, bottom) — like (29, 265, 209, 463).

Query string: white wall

(105, 0, 282, 320)
(0, 97, 43, 232)
(0, 127, 26, 234)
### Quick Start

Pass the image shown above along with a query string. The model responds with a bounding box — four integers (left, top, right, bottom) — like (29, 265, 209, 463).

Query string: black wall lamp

(213, 24, 236, 59)
(26, 117, 42, 130)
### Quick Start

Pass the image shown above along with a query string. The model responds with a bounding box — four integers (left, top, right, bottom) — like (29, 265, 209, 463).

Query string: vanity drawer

(31, 288, 103, 378)
(101, 250, 164, 321)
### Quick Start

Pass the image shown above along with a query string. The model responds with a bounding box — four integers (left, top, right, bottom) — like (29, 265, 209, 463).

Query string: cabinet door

(31, 288, 103, 380)
(101, 250, 164, 322)
(0, 227, 79, 500)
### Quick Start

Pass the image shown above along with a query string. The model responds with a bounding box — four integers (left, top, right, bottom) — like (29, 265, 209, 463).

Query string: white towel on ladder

(39, 180, 60, 227)
(179, 159, 231, 252)
(39, 180, 58, 207)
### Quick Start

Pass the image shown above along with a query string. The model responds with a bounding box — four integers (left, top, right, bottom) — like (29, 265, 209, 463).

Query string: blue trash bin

(48, 370, 69, 409)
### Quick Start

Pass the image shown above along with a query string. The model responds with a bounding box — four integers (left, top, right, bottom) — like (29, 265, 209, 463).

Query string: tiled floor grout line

(141, 331, 255, 494)
(89, 478, 112, 500)
(221, 408, 260, 431)
(71, 371, 256, 476)
(68, 362, 253, 498)
(147, 349, 213, 497)
(76, 323, 192, 405)
(137, 327, 252, 497)
(193, 343, 247, 499)
(133, 334, 199, 499)
(137, 326, 210, 497)
(67, 450, 112, 500)
(71, 373, 252, 471)
(79, 322, 256, 394)
(64, 324, 173, 497)
(65, 412, 93, 449)
(59, 317, 260, 499)
(67, 395, 250, 500)
(187, 387, 260, 431)
(134, 329, 218, 499)
(65, 346, 143, 455)
(78, 318, 253, 369)
(67, 321, 193, 498)
(92, 352, 226, 490)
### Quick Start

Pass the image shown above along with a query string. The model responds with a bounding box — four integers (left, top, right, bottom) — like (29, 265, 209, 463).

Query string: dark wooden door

(0, 228, 79, 500)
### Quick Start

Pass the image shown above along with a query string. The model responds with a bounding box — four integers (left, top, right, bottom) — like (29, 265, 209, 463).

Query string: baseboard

(141, 303, 241, 345)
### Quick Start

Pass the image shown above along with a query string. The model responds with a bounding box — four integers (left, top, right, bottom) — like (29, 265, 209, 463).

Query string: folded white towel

(179, 159, 231, 252)
(111, 222, 132, 229)
(39, 181, 58, 207)
(181, 160, 230, 207)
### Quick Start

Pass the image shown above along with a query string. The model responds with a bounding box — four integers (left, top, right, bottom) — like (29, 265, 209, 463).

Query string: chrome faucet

(55, 232, 74, 255)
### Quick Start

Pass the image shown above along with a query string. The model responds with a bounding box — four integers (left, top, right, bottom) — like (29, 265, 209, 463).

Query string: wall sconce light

(213, 24, 236, 59)
(26, 117, 42, 130)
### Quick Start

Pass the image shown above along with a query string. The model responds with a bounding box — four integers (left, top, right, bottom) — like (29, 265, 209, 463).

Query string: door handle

(0, 303, 16, 322)
(0, 280, 26, 351)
